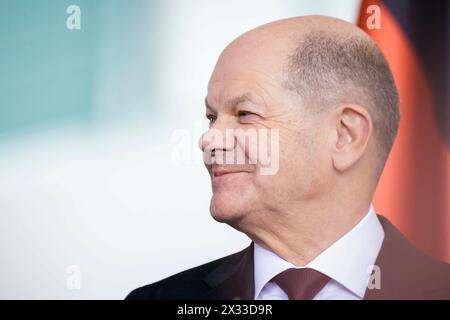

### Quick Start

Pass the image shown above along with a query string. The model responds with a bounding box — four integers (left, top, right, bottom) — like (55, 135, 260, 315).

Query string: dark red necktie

(271, 268, 330, 300)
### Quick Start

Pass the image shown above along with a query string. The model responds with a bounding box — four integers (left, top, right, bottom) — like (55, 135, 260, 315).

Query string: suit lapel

(203, 242, 255, 300)
(364, 215, 424, 299)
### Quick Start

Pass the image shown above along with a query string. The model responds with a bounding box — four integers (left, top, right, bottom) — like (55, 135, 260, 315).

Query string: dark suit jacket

(126, 216, 450, 300)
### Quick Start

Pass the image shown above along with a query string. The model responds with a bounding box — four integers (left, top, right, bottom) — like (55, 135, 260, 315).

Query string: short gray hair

(284, 30, 400, 165)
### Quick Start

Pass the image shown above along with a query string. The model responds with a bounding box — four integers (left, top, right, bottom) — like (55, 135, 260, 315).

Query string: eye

(238, 110, 250, 116)
(205, 114, 216, 124)
(237, 110, 256, 121)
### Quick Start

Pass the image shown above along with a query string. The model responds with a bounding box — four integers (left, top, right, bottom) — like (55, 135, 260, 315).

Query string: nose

(198, 126, 236, 153)
(198, 116, 238, 160)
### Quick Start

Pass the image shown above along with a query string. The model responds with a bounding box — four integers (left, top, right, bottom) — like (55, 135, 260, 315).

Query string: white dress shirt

(254, 204, 384, 300)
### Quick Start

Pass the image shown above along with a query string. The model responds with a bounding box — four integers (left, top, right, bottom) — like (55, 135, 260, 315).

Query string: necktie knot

(271, 267, 330, 300)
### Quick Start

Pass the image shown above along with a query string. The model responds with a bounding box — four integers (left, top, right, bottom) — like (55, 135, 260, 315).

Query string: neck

(235, 199, 371, 266)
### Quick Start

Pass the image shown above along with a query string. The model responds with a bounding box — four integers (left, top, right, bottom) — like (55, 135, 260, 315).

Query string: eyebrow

(205, 93, 252, 111)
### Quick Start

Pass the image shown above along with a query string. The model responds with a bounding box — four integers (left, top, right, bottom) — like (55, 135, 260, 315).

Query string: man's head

(200, 16, 399, 236)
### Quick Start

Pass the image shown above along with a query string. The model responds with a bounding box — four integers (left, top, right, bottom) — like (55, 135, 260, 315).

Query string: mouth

(213, 171, 245, 177)
(212, 167, 249, 177)
(211, 167, 250, 182)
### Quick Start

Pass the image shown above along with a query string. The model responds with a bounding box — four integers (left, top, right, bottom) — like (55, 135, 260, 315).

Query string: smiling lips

(211, 166, 250, 178)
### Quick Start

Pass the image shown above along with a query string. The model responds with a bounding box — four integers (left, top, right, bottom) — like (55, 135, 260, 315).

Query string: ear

(331, 104, 372, 172)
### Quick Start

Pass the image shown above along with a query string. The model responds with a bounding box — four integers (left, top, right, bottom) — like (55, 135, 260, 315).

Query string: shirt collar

(253, 204, 384, 299)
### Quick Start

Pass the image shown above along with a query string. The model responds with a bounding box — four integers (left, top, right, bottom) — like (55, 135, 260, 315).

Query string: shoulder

(372, 215, 450, 299)
(125, 249, 247, 300)
(407, 248, 450, 298)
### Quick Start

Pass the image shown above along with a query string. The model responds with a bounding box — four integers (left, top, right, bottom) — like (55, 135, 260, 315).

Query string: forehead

(206, 33, 294, 108)
(207, 67, 287, 110)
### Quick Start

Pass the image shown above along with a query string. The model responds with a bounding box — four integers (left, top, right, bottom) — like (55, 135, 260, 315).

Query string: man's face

(200, 40, 329, 229)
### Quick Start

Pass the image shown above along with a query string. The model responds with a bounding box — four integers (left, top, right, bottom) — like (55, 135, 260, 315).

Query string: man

(127, 16, 450, 300)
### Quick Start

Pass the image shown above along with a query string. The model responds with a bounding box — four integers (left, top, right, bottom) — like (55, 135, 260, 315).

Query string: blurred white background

(0, 0, 360, 299)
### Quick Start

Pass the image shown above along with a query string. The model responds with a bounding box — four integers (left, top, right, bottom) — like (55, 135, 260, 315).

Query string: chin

(209, 192, 249, 224)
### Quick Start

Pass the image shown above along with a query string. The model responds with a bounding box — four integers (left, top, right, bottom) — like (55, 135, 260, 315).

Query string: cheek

(267, 130, 322, 193)
(279, 130, 311, 169)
